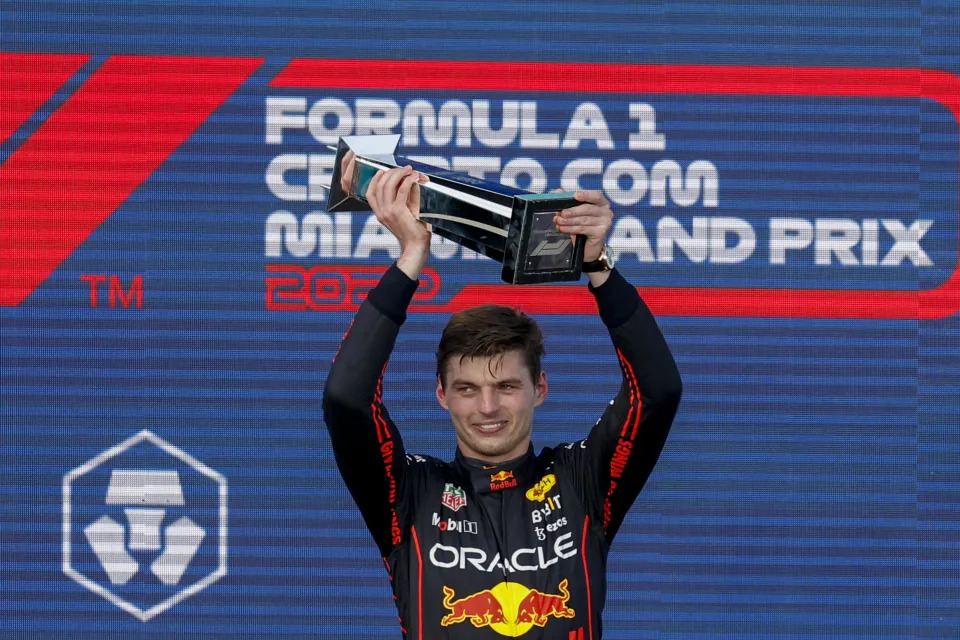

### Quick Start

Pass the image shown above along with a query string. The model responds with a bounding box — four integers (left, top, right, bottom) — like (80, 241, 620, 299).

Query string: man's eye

(500, 384, 515, 391)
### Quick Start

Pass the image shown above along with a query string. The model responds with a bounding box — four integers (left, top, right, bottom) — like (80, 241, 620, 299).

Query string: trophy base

(502, 194, 585, 284)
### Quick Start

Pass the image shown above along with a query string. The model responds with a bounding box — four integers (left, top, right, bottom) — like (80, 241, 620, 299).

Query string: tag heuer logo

(441, 483, 467, 512)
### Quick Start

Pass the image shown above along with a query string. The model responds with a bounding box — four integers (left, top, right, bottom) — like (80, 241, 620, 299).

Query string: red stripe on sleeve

(616, 349, 639, 439)
(616, 350, 643, 440)
(372, 365, 389, 443)
(411, 526, 424, 640)
(581, 515, 594, 640)
(603, 348, 644, 533)
(371, 364, 402, 547)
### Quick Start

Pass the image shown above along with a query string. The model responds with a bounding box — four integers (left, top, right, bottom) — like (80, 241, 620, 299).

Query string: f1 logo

(528, 238, 572, 257)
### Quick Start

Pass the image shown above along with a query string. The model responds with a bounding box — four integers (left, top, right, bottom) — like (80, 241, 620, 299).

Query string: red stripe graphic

(616, 349, 639, 439)
(272, 60, 960, 320)
(271, 59, 925, 97)
(0, 54, 263, 306)
(617, 349, 643, 441)
(0, 53, 89, 144)
(372, 365, 389, 443)
(372, 363, 402, 548)
(411, 526, 424, 640)
(581, 515, 594, 640)
(604, 349, 643, 535)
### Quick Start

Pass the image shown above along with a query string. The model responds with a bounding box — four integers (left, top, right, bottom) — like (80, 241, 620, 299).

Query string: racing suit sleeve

(322, 264, 418, 557)
(561, 268, 682, 544)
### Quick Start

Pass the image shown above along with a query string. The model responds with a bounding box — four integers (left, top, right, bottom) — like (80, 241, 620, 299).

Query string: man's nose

(478, 388, 500, 414)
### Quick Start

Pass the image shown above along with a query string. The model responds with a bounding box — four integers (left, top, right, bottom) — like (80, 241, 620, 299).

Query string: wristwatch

(581, 245, 616, 273)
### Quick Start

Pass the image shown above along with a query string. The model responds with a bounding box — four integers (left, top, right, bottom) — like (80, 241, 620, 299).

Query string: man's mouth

(473, 420, 508, 435)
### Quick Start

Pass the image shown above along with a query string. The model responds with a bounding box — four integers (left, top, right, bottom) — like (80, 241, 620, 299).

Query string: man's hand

(338, 149, 357, 195)
(340, 151, 431, 279)
(554, 190, 614, 285)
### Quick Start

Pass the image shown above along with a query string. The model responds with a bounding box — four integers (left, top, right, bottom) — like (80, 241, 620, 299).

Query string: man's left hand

(553, 190, 613, 262)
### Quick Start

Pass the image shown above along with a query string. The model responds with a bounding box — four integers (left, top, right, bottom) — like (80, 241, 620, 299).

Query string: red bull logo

(440, 586, 507, 627)
(440, 580, 575, 635)
(489, 470, 518, 491)
(516, 579, 576, 626)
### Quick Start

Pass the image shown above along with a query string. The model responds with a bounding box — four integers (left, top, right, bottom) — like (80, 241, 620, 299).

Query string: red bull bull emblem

(489, 470, 518, 491)
(441, 579, 575, 635)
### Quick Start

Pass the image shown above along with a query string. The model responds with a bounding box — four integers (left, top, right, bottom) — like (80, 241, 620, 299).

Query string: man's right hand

(340, 151, 431, 279)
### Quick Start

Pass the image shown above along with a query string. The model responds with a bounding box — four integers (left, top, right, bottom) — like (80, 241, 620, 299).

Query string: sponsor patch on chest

(432, 512, 478, 534)
(441, 483, 467, 512)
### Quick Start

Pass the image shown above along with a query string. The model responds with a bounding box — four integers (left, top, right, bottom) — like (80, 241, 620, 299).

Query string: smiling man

(436, 304, 548, 463)
(323, 154, 682, 639)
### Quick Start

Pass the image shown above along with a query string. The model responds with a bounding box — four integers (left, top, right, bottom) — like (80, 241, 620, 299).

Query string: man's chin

(473, 441, 510, 458)
(457, 424, 530, 461)
(461, 435, 511, 460)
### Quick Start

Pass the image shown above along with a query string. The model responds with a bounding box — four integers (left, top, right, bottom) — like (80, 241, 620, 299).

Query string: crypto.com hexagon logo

(63, 430, 227, 621)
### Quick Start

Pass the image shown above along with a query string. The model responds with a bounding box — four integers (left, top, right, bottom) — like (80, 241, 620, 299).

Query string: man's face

(436, 349, 547, 463)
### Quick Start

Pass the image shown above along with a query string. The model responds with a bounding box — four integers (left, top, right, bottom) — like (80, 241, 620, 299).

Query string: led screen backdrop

(1, 1, 958, 638)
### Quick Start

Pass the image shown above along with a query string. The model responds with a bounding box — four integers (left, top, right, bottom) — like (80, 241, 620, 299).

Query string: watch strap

(582, 246, 612, 273)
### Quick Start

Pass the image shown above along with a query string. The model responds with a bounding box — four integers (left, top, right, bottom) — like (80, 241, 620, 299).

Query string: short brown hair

(436, 305, 544, 387)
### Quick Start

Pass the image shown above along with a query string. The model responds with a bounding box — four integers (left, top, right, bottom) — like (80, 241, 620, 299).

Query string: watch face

(603, 246, 616, 270)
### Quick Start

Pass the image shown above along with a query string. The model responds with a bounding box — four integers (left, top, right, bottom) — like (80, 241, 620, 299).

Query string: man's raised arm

(553, 190, 682, 543)
(322, 155, 432, 557)
(583, 268, 682, 543)
(323, 265, 419, 557)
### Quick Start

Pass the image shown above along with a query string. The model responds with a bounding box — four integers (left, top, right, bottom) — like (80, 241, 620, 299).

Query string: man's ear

(534, 371, 548, 407)
(436, 376, 449, 410)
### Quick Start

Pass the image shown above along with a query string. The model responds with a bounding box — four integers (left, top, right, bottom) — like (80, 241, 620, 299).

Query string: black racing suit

(323, 264, 682, 640)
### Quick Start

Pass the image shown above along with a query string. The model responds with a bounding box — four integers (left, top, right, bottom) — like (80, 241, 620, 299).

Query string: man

(323, 153, 682, 639)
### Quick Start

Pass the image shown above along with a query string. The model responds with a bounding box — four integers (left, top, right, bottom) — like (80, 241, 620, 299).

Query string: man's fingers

(557, 213, 610, 227)
(554, 220, 608, 235)
(556, 209, 612, 231)
(367, 168, 384, 210)
(554, 207, 611, 233)
(382, 166, 415, 208)
(557, 220, 607, 232)
(558, 203, 612, 219)
(339, 151, 356, 193)
(574, 189, 610, 207)
(374, 167, 406, 211)
(396, 172, 421, 215)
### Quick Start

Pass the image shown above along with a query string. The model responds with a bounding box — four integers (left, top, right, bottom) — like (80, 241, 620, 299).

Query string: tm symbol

(80, 275, 143, 308)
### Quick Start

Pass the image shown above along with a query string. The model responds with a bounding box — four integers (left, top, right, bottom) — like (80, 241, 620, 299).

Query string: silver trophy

(323, 135, 585, 284)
